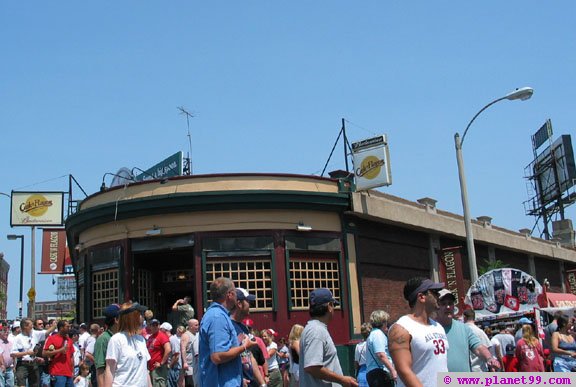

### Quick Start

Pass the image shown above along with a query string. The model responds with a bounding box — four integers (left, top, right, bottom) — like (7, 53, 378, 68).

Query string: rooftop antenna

(178, 106, 194, 175)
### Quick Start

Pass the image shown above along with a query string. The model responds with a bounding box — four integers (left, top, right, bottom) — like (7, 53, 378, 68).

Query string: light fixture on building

(176, 272, 187, 281)
(297, 222, 312, 232)
(146, 226, 162, 236)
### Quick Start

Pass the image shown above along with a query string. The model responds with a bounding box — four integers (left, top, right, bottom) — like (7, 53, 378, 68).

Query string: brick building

(34, 299, 76, 321)
(0, 253, 9, 320)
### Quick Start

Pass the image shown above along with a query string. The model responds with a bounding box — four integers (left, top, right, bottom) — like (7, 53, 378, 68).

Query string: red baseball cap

(242, 318, 254, 328)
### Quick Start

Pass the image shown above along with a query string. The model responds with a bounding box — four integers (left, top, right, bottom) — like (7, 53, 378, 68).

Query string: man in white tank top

(389, 278, 448, 387)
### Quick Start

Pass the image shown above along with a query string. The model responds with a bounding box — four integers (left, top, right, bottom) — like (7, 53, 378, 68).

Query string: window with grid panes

(205, 257, 273, 311)
(92, 269, 119, 318)
(289, 254, 341, 310)
(137, 269, 153, 310)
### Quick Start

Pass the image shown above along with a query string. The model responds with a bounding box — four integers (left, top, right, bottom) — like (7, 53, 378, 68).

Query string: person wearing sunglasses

(389, 278, 447, 387)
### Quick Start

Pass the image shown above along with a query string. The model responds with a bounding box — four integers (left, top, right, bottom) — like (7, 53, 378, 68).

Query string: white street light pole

(455, 87, 534, 283)
(30, 226, 36, 319)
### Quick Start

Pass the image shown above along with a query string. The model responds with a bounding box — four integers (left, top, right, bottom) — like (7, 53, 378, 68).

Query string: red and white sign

(40, 229, 67, 274)
(438, 247, 466, 315)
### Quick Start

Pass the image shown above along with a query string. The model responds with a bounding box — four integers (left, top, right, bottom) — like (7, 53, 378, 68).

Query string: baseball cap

(438, 289, 456, 301)
(309, 288, 340, 307)
(12, 321, 20, 329)
(103, 304, 120, 318)
(150, 319, 160, 325)
(266, 328, 278, 337)
(119, 302, 148, 316)
(407, 279, 445, 303)
(236, 287, 256, 302)
(160, 322, 172, 331)
(242, 318, 254, 328)
(518, 317, 533, 324)
(79, 323, 87, 329)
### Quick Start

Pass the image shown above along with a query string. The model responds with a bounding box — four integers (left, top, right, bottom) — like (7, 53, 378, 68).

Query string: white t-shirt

(10, 330, 47, 361)
(267, 341, 279, 370)
(354, 341, 367, 366)
(78, 332, 90, 351)
(467, 322, 491, 372)
(84, 335, 96, 364)
(106, 332, 151, 387)
(169, 335, 181, 367)
(489, 337, 500, 358)
(73, 343, 82, 367)
(74, 375, 87, 387)
(393, 315, 448, 387)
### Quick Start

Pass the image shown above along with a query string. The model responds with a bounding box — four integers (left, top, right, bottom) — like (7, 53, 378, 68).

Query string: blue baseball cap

(103, 304, 120, 318)
(518, 317, 532, 324)
(310, 288, 340, 307)
(236, 287, 256, 302)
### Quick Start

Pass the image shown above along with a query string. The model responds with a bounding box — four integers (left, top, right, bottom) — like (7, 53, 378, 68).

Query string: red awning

(546, 292, 576, 308)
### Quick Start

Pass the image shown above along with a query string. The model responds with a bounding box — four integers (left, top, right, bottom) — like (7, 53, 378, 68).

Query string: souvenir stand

(463, 268, 543, 334)
(536, 284, 576, 328)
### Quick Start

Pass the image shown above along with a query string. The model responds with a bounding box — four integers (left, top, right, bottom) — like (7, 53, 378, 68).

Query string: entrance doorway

(133, 249, 195, 323)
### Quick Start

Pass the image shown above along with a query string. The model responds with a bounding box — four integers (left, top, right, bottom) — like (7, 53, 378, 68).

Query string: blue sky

(1, 2, 575, 319)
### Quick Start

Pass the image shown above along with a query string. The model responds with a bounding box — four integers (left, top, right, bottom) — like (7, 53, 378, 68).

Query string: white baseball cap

(160, 322, 173, 331)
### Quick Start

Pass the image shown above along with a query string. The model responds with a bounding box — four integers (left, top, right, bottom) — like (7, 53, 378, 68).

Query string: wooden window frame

(286, 252, 342, 311)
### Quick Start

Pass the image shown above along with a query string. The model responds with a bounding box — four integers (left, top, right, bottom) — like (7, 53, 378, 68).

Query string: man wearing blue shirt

(436, 289, 500, 372)
(199, 277, 257, 387)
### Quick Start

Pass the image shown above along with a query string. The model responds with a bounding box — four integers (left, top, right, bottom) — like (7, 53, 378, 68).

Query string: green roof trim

(66, 190, 350, 235)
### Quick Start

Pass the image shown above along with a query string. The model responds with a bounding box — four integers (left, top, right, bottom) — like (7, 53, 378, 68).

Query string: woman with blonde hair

(366, 310, 396, 387)
(262, 329, 282, 387)
(104, 301, 152, 387)
(515, 324, 544, 372)
(288, 324, 304, 387)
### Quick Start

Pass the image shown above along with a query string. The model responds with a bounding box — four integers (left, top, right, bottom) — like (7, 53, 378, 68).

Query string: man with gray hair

(199, 277, 256, 387)
(366, 310, 397, 387)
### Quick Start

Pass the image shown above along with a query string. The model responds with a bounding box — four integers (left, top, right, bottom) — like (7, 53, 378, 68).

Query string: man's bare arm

(305, 365, 358, 387)
(389, 324, 422, 387)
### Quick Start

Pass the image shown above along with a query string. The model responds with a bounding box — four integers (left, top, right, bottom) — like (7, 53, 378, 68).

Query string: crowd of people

(2, 275, 575, 387)
(351, 277, 576, 387)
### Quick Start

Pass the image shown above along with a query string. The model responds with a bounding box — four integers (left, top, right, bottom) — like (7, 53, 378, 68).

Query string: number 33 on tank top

(433, 339, 446, 355)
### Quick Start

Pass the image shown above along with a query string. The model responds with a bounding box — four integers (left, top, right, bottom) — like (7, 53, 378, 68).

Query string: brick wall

(359, 264, 427, 324)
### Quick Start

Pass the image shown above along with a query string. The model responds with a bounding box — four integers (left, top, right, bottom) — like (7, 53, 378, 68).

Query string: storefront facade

(66, 172, 576, 372)
(65, 174, 355, 343)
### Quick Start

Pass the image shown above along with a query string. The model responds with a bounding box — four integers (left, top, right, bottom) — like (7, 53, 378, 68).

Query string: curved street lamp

(455, 87, 534, 283)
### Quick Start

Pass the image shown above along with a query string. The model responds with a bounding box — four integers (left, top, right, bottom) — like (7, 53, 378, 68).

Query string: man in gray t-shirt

(299, 288, 357, 387)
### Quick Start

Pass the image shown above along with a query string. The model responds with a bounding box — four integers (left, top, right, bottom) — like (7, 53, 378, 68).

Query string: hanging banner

(352, 135, 392, 191)
(438, 247, 466, 315)
(464, 268, 542, 317)
(40, 229, 67, 274)
(10, 191, 65, 226)
(565, 269, 576, 295)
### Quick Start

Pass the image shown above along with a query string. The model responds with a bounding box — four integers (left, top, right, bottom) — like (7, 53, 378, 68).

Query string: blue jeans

(168, 364, 180, 387)
(53, 375, 74, 387)
(0, 368, 15, 387)
(40, 369, 51, 387)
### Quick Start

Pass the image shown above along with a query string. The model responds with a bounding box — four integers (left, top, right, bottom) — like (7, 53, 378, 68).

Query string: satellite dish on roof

(110, 167, 135, 187)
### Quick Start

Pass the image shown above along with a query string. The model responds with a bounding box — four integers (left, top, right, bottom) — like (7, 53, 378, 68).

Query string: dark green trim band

(66, 190, 350, 236)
